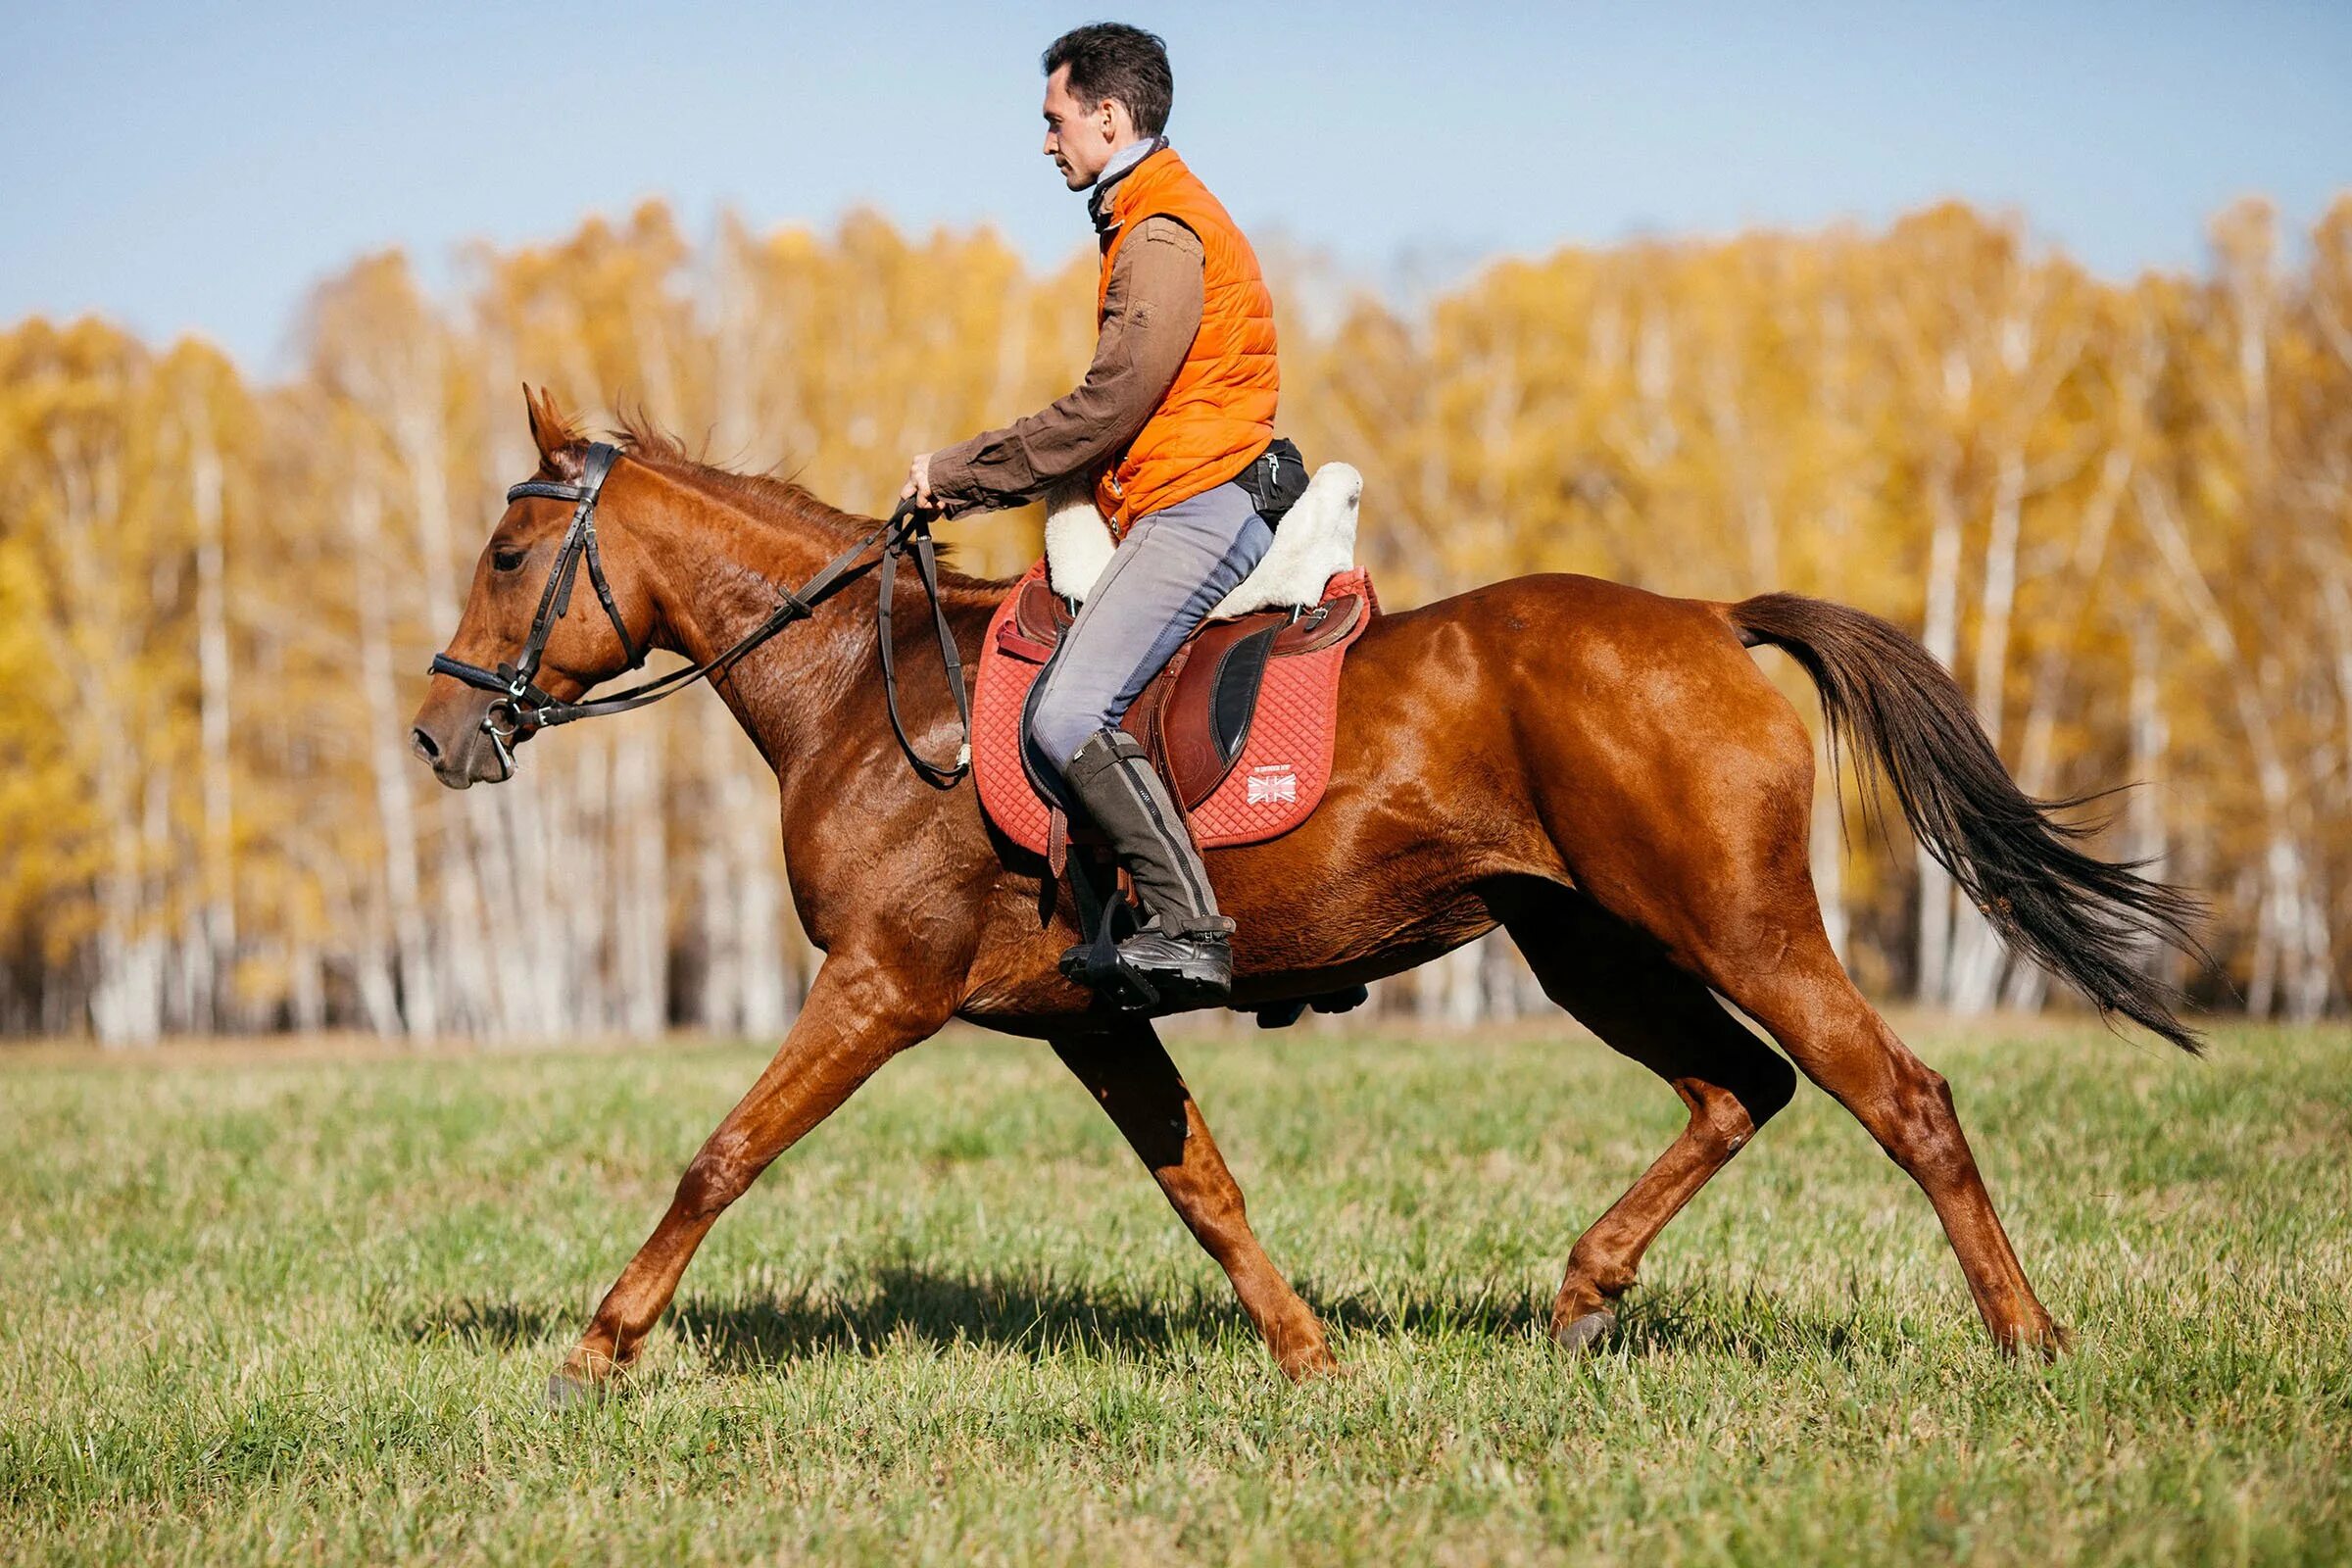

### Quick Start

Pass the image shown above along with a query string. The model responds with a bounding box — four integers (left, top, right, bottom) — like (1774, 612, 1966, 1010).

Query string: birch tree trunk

(2013, 444, 2135, 799)
(186, 401, 236, 1032)
(48, 434, 164, 1045)
(2137, 473, 2322, 1020)
(607, 716, 668, 1036)
(1997, 318, 2150, 1005)
(348, 480, 438, 1037)
(394, 339, 502, 1035)
(1812, 731, 1850, 963)
(692, 704, 742, 1034)
(1946, 301, 2088, 1015)
(1914, 442, 1965, 1004)
(731, 748, 789, 1039)
(2123, 611, 2172, 981)
(471, 328, 569, 1037)
(1418, 941, 1486, 1026)
(559, 732, 612, 1031)
(1944, 443, 2028, 1014)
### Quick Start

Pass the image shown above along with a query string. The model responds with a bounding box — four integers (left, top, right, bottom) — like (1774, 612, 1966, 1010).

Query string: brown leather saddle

(1004, 570, 1371, 809)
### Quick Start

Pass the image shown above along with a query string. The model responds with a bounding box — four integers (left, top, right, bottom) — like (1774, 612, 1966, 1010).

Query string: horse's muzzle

(410, 697, 514, 788)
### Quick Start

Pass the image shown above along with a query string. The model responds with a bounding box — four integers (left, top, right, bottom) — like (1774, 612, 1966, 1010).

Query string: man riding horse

(904, 23, 1278, 1007)
(414, 20, 2205, 1401)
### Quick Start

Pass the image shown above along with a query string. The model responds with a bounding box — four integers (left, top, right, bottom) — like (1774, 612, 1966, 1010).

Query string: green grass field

(4, 1018, 2348, 1565)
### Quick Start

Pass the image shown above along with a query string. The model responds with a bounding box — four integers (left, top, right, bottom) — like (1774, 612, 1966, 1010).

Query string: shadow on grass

(402, 1265, 1864, 1372)
(1614, 1281, 1880, 1362)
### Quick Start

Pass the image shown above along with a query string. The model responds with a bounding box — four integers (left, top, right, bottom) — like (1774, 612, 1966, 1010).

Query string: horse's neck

(637, 470, 1004, 851)
(649, 491, 873, 780)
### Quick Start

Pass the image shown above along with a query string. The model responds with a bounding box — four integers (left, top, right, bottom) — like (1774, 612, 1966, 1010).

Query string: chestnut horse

(412, 393, 2200, 1400)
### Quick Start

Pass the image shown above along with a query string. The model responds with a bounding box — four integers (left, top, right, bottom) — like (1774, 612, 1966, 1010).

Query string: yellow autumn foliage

(2, 195, 2346, 1040)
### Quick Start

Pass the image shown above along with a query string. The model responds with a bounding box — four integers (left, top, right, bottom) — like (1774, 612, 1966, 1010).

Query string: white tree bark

(1419, 941, 1486, 1027)
(613, 720, 668, 1036)
(1914, 443, 1965, 1005)
(347, 481, 438, 1037)
(470, 327, 569, 1037)
(2137, 473, 2325, 1020)
(185, 400, 236, 1032)
(1812, 731, 1850, 964)
(46, 431, 163, 1045)
(1946, 298, 2089, 1015)
(2013, 445, 2135, 798)
(1943, 443, 2028, 1014)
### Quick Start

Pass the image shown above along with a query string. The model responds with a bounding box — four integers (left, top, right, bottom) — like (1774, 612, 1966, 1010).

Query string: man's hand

(900, 452, 938, 511)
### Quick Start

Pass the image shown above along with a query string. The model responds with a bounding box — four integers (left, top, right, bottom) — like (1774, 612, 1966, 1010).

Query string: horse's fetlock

(1565, 1243, 1638, 1300)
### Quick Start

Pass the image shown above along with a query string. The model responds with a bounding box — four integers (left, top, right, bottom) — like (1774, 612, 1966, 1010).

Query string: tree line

(2, 194, 2346, 1043)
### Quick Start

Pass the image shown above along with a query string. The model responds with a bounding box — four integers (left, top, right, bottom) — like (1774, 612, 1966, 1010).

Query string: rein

(428, 442, 973, 787)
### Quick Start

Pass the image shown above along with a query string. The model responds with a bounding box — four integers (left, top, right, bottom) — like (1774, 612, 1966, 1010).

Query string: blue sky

(4, 0, 2347, 373)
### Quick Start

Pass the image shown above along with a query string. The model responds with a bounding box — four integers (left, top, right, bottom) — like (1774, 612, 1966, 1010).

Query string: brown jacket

(924, 215, 1204, 517)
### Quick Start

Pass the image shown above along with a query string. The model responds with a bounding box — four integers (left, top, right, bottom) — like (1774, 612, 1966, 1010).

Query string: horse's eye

(492, 545, 527, 572)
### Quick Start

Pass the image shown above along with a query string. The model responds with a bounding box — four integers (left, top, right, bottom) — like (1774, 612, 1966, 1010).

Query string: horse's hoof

(1279, 1347, 1344, 1382)
(1553, 1308, 1618, 1353)
(2001, 1320, 2074, 1361)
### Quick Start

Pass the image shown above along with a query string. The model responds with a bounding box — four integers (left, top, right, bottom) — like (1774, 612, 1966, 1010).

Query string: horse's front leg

(552, 955, 954, 1403)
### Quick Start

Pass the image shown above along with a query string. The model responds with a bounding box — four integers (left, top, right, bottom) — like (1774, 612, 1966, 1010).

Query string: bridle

(427, 441, 972, 788)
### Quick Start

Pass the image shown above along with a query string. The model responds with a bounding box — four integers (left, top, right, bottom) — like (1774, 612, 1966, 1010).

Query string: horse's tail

(1726, 591, 2207, 1053)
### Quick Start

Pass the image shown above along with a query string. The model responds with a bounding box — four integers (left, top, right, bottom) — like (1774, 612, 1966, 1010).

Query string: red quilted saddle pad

(974, 562, 1375, 855)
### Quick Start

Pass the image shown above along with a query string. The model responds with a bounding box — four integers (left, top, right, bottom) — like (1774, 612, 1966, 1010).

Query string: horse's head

(411, 388, 662, 788)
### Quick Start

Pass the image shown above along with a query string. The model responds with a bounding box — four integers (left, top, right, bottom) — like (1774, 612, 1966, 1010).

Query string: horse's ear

(522, 384, 584, 479)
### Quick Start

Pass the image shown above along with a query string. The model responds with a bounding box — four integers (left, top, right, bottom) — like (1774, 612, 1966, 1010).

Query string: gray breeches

(1026, 478, 1274, 781)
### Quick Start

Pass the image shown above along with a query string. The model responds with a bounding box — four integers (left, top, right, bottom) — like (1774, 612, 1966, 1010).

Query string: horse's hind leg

(1053, 1023, 1337, 1380)
(1700, 928, 2065, 1353)
(1503, 889, 1796, 1348)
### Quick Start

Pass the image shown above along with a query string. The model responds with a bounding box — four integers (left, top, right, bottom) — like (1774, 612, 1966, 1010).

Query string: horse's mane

(590, 409, 1008, 598)
(609, 412, 867, 539)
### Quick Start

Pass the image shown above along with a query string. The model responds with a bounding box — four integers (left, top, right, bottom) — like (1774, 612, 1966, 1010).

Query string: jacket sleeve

(926, 217, 1205, 516)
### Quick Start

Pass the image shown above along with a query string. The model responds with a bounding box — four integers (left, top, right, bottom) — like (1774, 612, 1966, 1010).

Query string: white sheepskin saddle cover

(1042, 463, 1362, 616)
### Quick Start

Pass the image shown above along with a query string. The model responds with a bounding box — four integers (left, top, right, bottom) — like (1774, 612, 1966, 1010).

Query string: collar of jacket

(1087, 136, 1170, 235)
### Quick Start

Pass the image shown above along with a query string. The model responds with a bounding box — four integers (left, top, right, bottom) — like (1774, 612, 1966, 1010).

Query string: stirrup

(1057, 929, 1232, 1012)
(1060, 848, 1152, 1008)
(1057, 941, 1164, 1012)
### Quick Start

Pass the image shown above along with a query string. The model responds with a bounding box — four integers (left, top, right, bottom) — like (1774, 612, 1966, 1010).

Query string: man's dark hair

(1043, 24, 1173, 137)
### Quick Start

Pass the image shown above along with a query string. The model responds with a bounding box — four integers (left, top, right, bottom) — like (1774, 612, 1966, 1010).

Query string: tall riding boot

(1057, 727, 1235, 1004)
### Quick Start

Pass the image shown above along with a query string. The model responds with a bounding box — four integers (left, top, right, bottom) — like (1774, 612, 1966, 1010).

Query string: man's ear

(523, 384, 585, 479)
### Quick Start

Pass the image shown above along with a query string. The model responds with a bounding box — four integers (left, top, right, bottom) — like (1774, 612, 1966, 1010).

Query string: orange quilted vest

(1092, 148, 1279, 533)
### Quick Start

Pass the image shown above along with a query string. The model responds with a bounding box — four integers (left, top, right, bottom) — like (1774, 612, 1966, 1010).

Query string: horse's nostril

(411, 727, 442, 763)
